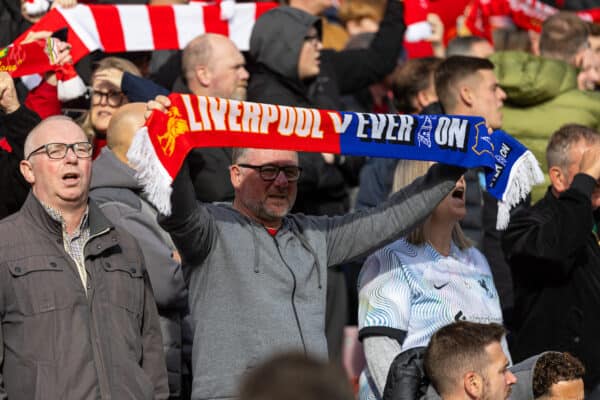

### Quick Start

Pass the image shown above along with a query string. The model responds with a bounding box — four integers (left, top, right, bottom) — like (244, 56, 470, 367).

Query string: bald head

(106, 102, 147, 164)
(183, 33, 249, 99)
(24, 116, 86, 160)
(183, 34, 217, 80)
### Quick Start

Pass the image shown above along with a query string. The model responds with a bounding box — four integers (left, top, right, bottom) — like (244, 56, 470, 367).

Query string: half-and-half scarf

(127, 93, 543, 229)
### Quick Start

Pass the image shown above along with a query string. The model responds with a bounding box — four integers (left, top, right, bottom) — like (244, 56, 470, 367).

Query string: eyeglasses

(90, 89, 125, 107)
(26, 142, 93, 160)
(237, 163, 303, 181)
(303, 33, 320, 46)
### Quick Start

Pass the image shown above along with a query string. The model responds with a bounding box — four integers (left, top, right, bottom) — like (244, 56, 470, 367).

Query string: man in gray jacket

(148, 94, 466, 400)
(0, 116, 169, 399)
(147, 87, 463, 400)
(89, 103, 189, 399)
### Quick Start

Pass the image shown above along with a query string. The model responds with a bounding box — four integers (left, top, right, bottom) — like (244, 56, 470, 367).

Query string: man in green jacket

(490, 12, 600, 201)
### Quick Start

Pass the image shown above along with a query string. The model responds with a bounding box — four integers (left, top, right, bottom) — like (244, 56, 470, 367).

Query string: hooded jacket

(248, 2, 404, 110)
(490, 51, 600, 201)
(509, 352, 547, 400)
(247, 2, 404, 216)
(89, 147, 189, 397)
(159, 163, 465, 400)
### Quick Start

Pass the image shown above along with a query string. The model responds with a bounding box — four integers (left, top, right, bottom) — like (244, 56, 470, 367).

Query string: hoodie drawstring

(247, 219, 322, 290)
(290, 223, 323, 290)
(250, 223, 260, 273)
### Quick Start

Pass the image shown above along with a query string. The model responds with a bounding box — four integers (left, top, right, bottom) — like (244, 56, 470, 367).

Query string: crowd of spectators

(2, 0, 600, 399)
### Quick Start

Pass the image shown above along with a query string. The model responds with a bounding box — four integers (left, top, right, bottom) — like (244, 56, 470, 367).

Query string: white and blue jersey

(357, 238, 505, 400)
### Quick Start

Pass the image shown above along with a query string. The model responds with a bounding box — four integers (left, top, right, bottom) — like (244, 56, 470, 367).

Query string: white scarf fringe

(496, 150, 544, 229)
(127, 127, 174, 215)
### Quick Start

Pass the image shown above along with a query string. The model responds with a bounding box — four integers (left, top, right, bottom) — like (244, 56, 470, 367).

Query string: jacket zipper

(273, 239, 307, 355)
(82, 227, 110, 293)
(82, 227, 111, 399)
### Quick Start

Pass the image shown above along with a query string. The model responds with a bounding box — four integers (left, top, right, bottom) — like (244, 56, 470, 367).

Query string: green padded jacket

(490, 51, 600, 201)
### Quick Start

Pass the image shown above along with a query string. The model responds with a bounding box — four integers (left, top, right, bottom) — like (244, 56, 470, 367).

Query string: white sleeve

(363, 336, 403, 397)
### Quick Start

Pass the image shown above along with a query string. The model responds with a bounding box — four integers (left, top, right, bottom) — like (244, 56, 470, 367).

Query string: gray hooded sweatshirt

(159, 163, 464, 399)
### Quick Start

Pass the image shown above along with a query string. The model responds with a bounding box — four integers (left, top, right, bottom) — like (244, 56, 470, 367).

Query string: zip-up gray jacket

(160, 163, 464, 400)
(0, 194, 169, 399)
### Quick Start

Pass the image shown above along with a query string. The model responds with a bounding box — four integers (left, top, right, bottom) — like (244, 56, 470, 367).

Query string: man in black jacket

(247, 0, 404, 216)
(248, 0, 404, 110)
(502, 124, 600, 397)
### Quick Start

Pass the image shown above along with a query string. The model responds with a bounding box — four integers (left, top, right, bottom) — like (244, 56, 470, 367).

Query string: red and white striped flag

(15, 2, 278, 65)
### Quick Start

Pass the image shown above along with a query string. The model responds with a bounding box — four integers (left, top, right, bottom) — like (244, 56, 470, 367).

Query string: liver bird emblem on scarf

(157, 106, 190, 157)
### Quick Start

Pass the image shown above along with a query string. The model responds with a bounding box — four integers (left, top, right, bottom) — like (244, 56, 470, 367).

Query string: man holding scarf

(248, 0, 405, 360)
(147, 95, 466, 400)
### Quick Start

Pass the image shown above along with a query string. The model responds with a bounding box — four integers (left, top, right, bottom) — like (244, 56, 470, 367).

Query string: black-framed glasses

(26, 142, 93, 160)
(89, 88, 125, 107)
(237, 163, 303, 182)
(303, 33, 320, 46)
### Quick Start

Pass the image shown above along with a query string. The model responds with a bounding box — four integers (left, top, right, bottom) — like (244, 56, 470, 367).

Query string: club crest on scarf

(1, 38, 67, 77)
(0, 45, 25, 73)
(157, 107, 190, 157)
(471, 121, 494, 156)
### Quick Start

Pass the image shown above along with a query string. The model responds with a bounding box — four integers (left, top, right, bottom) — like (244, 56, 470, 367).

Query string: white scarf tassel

(127, 127, 174, 216)
(496, 150, 544, 230)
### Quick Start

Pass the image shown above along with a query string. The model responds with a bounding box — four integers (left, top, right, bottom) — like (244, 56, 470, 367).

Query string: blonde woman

(357, 160, 506, 400)
(79, 56, 141, 158)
